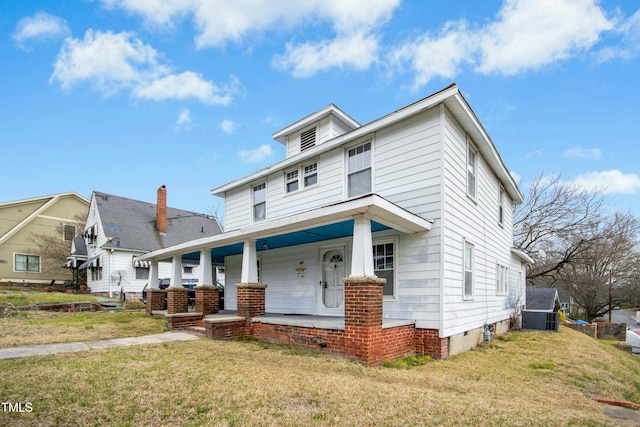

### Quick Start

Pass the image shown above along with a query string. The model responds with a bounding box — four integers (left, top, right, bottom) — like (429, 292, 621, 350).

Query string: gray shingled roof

(71, 237, 87, 256)
(526, 287, 559, 311)
(93, 191, 222, 252)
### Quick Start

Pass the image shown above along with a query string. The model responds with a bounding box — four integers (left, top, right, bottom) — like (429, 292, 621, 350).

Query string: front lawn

(1, 327, 638, 426)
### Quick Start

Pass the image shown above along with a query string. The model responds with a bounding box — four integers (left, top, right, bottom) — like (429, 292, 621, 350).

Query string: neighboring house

(81, 186, 223, 299)
(0, 192, 89, 286)
(139, 83, 533, 361)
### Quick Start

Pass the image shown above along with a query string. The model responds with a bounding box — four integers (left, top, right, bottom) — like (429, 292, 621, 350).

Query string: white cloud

(238, 144, 275, 164)
(133, 72, 237, 105)
(173, 109, 192, 131)
(219, 119, 238, 134)
(100, 0, 399, 76)
(571, 170, 640, 195)
(478, 0, 614, 75)
(596, 9, 640, 62)
(389, 0, 616, 89)
(273, 31, 380, 78)
(50, 30, 165, 94)
(13, 11, 70, 50)
(564, 147, 602, 160)
(50, 29, 238, 105)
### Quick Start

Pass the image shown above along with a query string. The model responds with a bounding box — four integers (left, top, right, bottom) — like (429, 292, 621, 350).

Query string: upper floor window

(347, 142, 371, 198)
(286, 170, 299, 193)
(15, 254, 39, 272)
(63, 224, 75, 241)
(498, 185, 505, 225)
(304, 163, 318, 187)
(253, 183, 266, 221)
(300, 127, 316, 152)
(467, 140, 477, 199)
(464, 241, 474, 299)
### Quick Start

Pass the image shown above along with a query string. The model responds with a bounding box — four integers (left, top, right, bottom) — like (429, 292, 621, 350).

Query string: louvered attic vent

(300, 127, 316, 152)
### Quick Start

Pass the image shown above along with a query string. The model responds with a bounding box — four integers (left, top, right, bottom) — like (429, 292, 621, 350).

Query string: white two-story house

(139, 83, 532, 359)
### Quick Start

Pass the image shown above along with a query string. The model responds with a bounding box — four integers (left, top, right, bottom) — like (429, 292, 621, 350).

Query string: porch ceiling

(139, 194, 432, 263)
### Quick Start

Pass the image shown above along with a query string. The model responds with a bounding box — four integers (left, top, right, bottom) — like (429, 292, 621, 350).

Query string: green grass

(0, 327, 638, 426)
(0, 290, 101, 307)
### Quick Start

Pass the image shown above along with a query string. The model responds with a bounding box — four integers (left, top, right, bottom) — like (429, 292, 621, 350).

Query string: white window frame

(14, 253, 40, 273)
(252, 182, 266, 222)
(285, 170, 299, 193)
(347, 141, 372, 198)
(498, 185, 505, 226)
(373, 237, 397, 299)
(303, 163, 318, 188)
(496, 264, 508, 295)
(467, 137, 478, 200)
(463, 240, 474, 299)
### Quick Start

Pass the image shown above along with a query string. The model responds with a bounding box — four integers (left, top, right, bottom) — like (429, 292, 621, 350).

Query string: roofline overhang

(138, 194, 432, 262)
(272, 103, 360, 144)
(211, 83, 522, 204)
(511, 247, 535, 264)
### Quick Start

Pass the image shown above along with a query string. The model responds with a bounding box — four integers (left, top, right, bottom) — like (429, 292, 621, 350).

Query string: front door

(321, 249, 344, 314)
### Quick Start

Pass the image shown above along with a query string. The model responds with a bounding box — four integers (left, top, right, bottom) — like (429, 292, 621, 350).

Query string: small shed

(522, 287, 560, 331)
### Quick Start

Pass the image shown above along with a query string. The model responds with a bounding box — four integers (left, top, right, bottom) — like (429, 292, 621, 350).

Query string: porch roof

(137, 194, 432, 262)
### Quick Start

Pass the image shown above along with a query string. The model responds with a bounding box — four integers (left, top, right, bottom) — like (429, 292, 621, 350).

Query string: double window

(285, 163, 318, 194)
(347, 142, 371, 198)
(15, 254, 40, 272)
(253, 183, 266, 222)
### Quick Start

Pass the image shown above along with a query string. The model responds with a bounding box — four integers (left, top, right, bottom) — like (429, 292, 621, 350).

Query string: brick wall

(146, 289, 167, 315)
(252, 323, 346, 356)
(382, 325, 416, 361)
(597, 323, 627, 341)
(166, 313, 203, 330)
(415, 328, 449, 359)
(236, 284, 266, 318)
(343, 277, 385, 365)
(205, 319, 246, 339)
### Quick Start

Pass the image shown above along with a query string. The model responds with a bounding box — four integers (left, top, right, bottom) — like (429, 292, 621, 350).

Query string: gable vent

(300, 127, 316, 152)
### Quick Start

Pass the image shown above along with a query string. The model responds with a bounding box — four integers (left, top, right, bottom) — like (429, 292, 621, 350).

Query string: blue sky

(1, 0, 639, 222)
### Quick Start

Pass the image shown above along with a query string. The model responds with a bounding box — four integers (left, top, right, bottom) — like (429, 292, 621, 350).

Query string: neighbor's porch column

(236, 239, 266, 327)
(351, 214, 374, 277)
(146, 260, 166, 315)
(167, 255, 188, 314)
(196, 249, 219, 315)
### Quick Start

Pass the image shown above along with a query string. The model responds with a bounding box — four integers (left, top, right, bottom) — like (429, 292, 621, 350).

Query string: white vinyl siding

(347, 142, 371, 197)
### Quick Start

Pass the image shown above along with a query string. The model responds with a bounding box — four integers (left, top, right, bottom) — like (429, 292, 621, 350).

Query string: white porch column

(351, 214, 374, 277)
(198, 249, 213, 286)
(241, 239, 259, 283)
(169, 255, 183, 288)
(149, 260, 159, 288)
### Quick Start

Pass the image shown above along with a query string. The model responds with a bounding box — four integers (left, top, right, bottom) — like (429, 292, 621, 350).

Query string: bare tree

(513, 174, 605, 286)
(26, 214, 87, 282)
(557, 213, 640, 321)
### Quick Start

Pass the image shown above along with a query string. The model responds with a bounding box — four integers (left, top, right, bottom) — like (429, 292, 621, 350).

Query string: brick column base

(343, 276, 386, 365)
(195, 285, 219, 315)
(167, 287, 189, 314)
(236, 283, 267, 318)
(415, 328, 449, 359)
(146, 289, 167, 315)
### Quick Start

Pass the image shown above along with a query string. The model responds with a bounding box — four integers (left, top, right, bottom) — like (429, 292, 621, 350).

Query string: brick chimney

(157, 185, 167, 233)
